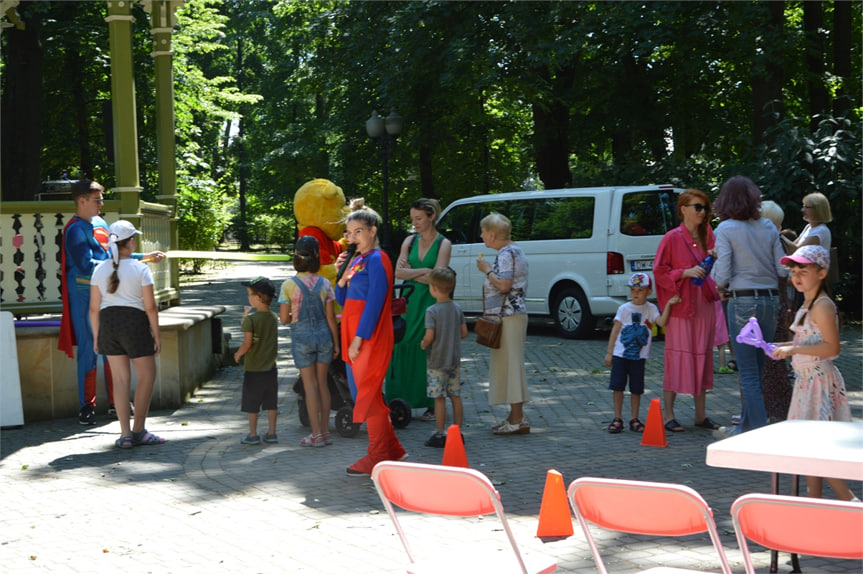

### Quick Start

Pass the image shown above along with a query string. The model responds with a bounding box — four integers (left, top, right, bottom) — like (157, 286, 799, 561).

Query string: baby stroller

(294, 282, 415, 437)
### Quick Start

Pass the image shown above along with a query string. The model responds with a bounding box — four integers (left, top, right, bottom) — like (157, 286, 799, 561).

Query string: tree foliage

(2, 0, 861, 313)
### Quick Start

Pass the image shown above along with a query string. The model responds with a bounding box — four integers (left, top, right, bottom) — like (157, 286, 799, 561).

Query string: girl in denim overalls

(279, 236, 340, 447)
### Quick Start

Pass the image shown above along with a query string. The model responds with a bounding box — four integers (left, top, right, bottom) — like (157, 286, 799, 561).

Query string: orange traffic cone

(441, 424, 469, 467)
(641, 398, 668, 447)
(536, 469, 574, 538)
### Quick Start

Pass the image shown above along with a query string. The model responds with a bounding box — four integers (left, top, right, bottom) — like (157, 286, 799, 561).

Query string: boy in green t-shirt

(234, 276, 280, 445)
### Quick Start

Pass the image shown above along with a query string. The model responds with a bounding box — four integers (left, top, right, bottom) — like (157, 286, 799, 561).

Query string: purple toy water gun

(736, 317, 780, 360)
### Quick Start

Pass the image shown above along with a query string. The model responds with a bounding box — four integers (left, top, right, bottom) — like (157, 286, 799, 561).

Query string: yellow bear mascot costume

(294, 179, 350, 287)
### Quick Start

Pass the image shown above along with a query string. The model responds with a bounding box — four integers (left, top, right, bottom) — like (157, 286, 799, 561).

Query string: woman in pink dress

(654, 189, 722, 432)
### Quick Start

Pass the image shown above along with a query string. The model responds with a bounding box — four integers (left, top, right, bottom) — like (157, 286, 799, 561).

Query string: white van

(436, 185, 682, 338)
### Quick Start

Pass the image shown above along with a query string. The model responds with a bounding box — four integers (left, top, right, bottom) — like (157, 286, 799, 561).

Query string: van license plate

(631, 260, 653, 271)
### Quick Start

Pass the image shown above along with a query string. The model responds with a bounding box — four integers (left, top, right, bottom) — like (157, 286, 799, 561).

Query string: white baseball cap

(627, 272, 651, 288)
(108, 220, 142, 242)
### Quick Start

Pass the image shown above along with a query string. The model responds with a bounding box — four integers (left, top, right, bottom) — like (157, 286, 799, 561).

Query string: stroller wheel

(336, 406, 361, 438)
(297, 397, 311, 428)
(389, 398, 412, 429)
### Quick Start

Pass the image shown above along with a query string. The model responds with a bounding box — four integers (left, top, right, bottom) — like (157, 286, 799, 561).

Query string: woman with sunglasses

(712, 176, 787, 437)
(654, 189, 723, 433)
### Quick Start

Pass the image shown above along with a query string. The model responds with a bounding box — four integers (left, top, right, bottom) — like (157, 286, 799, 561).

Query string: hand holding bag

(475, 277, 502, 349)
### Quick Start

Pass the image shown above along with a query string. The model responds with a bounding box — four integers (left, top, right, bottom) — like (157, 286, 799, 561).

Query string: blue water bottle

(691, 255, 715, 286)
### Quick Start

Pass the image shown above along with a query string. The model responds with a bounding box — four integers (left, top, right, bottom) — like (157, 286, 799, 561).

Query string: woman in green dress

(385, 198, 452, 420)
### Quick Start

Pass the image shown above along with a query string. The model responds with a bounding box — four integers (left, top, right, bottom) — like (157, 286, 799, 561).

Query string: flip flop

(664, 419, 685, 433)
(695, 417, 721, 430)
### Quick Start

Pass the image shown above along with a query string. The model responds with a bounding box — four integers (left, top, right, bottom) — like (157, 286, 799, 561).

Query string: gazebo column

(105, 0, 142, 224)
(144, 0, 183, 302)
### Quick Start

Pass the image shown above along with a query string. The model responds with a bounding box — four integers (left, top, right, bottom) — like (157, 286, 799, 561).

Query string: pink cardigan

(654, 224, 720, 319)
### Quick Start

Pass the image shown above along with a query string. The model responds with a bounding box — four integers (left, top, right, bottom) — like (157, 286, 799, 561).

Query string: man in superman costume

(58, 181, 114, 425)
(335, 202, 406, 476)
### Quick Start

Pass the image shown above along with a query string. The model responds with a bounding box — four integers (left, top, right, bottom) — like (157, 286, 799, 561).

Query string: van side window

(620, 190, 678, 236)
(532, 197, 595, 240)
(437, 203, 477, 244)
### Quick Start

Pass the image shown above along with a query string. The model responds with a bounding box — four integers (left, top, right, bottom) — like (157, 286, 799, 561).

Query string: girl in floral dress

(773, 245, 859, 502)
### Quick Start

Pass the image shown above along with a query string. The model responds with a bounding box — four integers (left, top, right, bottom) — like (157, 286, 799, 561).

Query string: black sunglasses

(686, 203, 708, 212)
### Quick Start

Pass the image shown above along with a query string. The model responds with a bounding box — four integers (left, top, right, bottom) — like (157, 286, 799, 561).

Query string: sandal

(629, 418, 645, 433)
(607, 417, 624, 434)
(717, 365, 735, 374)
(300, 433, 325, 447)
(419, 409, 435, 422)
(115, 436, 134, 449)
(321, 432, 333, 445)
(664, 419, 685, 433)
(695, 417, 721, 430)
(131, 429, 165, 446)
(493, 419, 530, 435)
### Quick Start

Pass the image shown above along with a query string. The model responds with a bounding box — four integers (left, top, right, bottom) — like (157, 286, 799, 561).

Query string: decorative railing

(0, 199, 177, 317)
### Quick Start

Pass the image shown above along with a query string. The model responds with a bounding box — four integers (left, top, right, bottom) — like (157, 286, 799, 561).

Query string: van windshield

(619, 190, 679, 236)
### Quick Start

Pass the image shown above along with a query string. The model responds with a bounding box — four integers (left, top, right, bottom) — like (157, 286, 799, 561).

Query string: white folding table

(706, 420, 863, 572)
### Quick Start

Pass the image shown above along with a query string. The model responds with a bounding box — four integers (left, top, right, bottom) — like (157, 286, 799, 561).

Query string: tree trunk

(804, 1, 829, 131)
(1, 11, 43, 201)
(833, 0, 852, 118)
(751, 1, 785, 146)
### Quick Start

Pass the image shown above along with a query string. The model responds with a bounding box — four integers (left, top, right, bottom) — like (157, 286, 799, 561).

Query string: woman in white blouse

(782, 192, 832, 253)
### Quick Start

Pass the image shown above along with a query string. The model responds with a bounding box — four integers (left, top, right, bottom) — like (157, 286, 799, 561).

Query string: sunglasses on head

(686, 203, 708, 212)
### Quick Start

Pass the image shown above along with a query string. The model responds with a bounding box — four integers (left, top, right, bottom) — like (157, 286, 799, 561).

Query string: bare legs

(433, 395, 464, 434)
(509, 401, 524, 424)
(301, 361, 331, 437)
(806, 476, 859, 501)
(613, 391, 642, 422)
(664, 390, 709, 426)
(107, 354, 156, 437)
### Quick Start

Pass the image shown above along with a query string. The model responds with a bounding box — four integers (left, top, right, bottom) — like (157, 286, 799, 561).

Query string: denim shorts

(290, 325, 334, 369)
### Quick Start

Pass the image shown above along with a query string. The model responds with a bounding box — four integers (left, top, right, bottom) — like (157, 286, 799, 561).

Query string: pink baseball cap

(781, 245, 829, 269)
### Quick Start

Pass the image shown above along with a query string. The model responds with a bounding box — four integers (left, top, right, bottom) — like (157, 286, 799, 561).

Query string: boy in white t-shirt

(604, 273, 679, 434)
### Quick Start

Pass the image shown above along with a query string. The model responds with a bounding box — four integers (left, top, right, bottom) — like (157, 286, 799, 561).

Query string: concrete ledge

(13, 305, 225, 422)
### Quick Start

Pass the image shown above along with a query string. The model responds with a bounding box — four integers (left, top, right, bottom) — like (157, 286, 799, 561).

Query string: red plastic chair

(371, 461, 557, 574)
(731, 493, 863, 573)
(567, 477, 732, 574)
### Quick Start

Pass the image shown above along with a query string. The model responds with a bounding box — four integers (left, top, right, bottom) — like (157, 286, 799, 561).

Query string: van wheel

(553, 287, 595, 339)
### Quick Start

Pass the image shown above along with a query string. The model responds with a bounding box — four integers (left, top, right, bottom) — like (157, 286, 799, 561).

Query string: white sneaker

(713, 426, 735, 440)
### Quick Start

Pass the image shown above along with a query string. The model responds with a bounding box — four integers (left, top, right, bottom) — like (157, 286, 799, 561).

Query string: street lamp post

(366, 108, 403, 256)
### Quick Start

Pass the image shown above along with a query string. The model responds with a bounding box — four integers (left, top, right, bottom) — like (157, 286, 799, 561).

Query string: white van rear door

(609, 187, 681, 298)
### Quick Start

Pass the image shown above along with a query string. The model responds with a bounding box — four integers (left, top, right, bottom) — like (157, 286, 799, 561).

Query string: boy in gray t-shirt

(420, 268, 468, 447)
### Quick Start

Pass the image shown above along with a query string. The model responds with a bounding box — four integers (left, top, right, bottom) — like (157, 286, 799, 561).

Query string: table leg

(770, 473, 779, 573)
(790, 475, 802, 572)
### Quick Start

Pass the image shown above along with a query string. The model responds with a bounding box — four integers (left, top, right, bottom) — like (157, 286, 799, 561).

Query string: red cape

(57, 217, 78, 358)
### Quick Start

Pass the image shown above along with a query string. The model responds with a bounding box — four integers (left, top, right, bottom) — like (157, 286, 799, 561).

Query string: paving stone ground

(2, 261, 860, 573)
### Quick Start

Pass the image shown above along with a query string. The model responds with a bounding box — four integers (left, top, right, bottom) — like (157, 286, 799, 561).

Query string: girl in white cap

(773, 245, 858, 502)
(90, 220, 164, 448)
